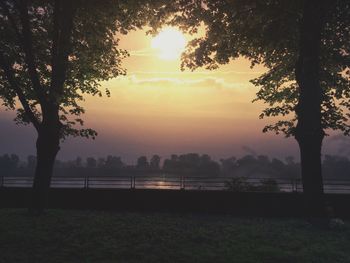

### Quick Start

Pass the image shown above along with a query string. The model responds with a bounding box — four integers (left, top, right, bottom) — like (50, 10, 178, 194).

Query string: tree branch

(0, 52, 41, 131)
(15, 0, 47, 104)
(49, 0, 76, 103)
(0, 1, 22, 41)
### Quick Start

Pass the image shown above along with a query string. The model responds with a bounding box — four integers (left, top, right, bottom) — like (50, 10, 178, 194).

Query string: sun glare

(151, 28, 187, 61)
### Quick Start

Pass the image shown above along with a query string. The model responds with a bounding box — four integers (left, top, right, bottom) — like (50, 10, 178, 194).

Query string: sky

(0, 27, 349, 164)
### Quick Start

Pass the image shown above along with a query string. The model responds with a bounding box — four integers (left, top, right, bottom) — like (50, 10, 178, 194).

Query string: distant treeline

(0, 153, 348, 179)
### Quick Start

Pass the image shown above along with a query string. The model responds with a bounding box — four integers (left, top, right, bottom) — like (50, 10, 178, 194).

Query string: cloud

(129, 70, 264, 76)
(129, 48, 156, 57)
(115, 75, 249, 90)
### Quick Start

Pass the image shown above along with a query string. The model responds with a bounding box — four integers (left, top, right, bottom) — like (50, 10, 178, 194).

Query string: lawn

(0, 209, 349, 263)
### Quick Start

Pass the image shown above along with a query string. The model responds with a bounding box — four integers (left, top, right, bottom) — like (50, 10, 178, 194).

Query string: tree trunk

(295, 0, 327, 217)
(30, 117, 60, 215)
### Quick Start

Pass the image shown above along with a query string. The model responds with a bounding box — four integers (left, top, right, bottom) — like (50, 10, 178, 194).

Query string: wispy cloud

(115, 75, 249, 90)
(129, 48, 155, 57)
(129, 70, 265, 75)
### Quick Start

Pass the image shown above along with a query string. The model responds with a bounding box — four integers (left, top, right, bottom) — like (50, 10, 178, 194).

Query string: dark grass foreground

(0, 209, 349, 263)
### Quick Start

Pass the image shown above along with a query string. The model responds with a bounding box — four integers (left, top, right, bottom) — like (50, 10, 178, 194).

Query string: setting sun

(151, 28, 187, 60)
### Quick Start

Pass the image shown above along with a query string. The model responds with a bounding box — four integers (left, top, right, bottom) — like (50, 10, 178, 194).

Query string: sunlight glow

(151, 28, 187, 61)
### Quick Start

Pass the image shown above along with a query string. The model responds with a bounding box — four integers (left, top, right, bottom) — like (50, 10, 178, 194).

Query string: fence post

(291, 179, 295, 192)
(181, 176, 185, 190)
(131, 176, 135, 189)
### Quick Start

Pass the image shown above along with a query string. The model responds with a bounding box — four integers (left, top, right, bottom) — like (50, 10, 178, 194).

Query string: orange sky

(0, 27, 346, 162)
(65, 28, 300, 162)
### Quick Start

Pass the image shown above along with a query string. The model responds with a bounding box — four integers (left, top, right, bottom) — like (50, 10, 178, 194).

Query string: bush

(225, 177, 280, 192)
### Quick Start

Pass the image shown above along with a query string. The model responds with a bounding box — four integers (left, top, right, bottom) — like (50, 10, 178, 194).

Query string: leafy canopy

(164, 0, 350, 136)
(0, 0, 169, 139)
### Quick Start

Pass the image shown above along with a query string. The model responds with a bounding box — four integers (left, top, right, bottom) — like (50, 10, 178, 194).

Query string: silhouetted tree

(165, 0, 349, 215)
(198, 154, 220, 176)
(137, 156, 149, 170)
(75, 157, 82, 168)
(86, 157, 97, 169)
(284, 156, 301, 179)
(27, 155, 36, 170)
(0, 154, 19, 175)
(105, 155, 124, 170)
(219, 154, 298, 179)
(97, 158, 106, 169)
(271, 158, 285, 173)
(285, 156, 295, 166)
(237, 155, 256, 167)
(0, 0, 170, 213)
(257, 155, 270, 166)
(323, 155, 350, 179)
(163, 153, 220, 176)
(150, 155, 161, 170)
(179, 153, 200, 173)
(220, 157, 237, 176)
(163, 154, 178, 171)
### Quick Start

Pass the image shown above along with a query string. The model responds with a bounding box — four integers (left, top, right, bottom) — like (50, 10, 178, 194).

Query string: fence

(1, 176, 350, 193)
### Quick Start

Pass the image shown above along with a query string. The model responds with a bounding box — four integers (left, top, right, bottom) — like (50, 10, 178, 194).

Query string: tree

(323, 155, 350, 179)
(150, 154, 161, 170)
(163, 153, 220, 176)
(198, 154, 220, 176)
(0, 154, 19, 175)
(294, 0, 328, 216)
(27, 155, 36, 170)
(165, 0, 349, 216)
(163, 154, 178, 171)
(137, 156, 149, 169)
(0, 0, 169, 213)
(75, 157, 82, 168)
(105, 155, 124, 170)
(220, 157, 236, 176)
(97, 158, 106, 169)
(86, 157, 97, 169)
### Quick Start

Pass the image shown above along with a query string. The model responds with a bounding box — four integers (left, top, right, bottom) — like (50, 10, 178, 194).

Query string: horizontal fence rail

(0, 176, 350, 193)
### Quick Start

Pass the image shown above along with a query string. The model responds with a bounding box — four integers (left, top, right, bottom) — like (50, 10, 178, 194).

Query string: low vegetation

(0, 209, 349, 263)
(225, 177, 280, 192)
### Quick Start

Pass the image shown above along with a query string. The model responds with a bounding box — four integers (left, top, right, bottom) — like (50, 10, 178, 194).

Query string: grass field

(0, 209, 349, 263)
